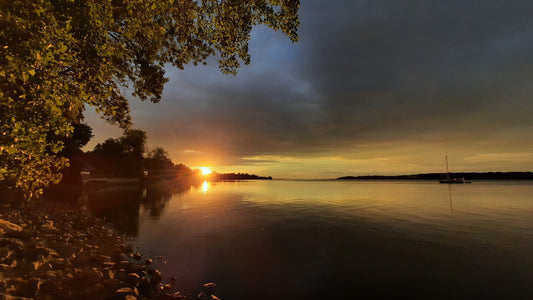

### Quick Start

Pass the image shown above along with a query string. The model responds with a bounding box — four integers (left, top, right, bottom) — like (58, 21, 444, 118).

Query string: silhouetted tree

(90, 129, 147, 177)
(145, 147, 174, 171)
(59, 123, 94, 157)
(45, 123, 93, 201)
(91, 138, 122, 177)
(93, 138, 123, 158)
(120, 129, 147, 159)
(120, 129, 147, 177)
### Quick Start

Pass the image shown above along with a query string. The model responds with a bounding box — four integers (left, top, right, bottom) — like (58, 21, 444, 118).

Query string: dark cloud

(87, 0, 533, 174)
(294, 0, 533, 138)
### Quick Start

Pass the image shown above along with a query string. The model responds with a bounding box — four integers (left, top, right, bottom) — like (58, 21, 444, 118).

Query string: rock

(47, 248, 60, 258)
(35, 254, 47, 263)
(125, 295, 137, 300)
(50, 258, 69, 270)
(80, 268, 103, 281)
(119, 260, 131, 268)
(145, 258, 152, 265)
(0, 263, 10, 272)
(202, 283, 216, 293)
(137, 277, 151, 297)
(147, 269, 162, 285)
(128, 264, 146, 273)
(5, 277, 39, 298)
(0, 219, 23, 232)
(3, 229, 30, 240)
(116, 287, 136, 297)
(198, 283, 219, 300)
(73, 252, 89, 266)
(127, 272, 141, 284)
(46, 270, 58, 278)
(0, 238, 24, 251)
(0, 246, 13, 259)
(132, 252, 143, 260)
(40, 222, 59, 234)
(107, 269, 116, 280)
(15, 258, 38, 274)
(98, 255, 111, 262)
(25, 246, 50, 260)
(32, 256, 46, 271)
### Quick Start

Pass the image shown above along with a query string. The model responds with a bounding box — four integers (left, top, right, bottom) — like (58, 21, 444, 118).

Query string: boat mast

(445, 155, 450, 181)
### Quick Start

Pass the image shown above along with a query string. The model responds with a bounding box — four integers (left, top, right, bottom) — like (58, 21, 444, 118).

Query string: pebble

(116, 287, 136, 297)
(0, 202, 191, 300)
(0, 219, 23, 232)
(127, 272, 141, 284)
(203, 282, 217, 293)
(132, 252, 143, 260)
(98, 254, 111, 262)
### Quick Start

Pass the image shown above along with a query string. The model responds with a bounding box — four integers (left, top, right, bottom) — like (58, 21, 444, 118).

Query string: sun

(200, 167, 212, 175)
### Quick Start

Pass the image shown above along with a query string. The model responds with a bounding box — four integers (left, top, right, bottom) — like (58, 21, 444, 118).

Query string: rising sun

(200, 167, 212, 175)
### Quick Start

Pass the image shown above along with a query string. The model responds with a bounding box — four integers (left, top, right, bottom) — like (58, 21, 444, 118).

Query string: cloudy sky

(85, 0, 533, 179)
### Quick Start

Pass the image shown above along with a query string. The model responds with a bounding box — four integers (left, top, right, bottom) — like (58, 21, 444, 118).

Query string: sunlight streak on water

(201, 181, 209, 194)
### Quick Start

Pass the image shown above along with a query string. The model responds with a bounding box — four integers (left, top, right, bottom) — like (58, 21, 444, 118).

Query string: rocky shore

(0, 195, 204, 300)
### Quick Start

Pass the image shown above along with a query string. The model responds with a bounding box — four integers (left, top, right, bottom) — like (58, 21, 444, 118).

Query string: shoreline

(338, 171, 533, 180)
(0, 193, 190, 300)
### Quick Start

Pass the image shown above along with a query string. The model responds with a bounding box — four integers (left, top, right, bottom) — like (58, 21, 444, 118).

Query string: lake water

(88, 180, 533, 299)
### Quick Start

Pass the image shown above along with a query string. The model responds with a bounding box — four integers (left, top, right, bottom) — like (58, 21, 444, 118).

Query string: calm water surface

(90, 180, 533, 299)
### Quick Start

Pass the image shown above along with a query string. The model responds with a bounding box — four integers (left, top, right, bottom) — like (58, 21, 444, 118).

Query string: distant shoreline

(337, 172, 533, 180)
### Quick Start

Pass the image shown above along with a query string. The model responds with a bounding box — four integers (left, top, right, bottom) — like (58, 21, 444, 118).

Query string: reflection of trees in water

(140, 185, 172, 219)
(86, 185, 143, 236)
(141, 180, 201, 218)
(85, 180, 199, 236)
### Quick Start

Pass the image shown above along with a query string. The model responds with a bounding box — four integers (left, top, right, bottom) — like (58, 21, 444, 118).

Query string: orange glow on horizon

(200, 167, 212, 175)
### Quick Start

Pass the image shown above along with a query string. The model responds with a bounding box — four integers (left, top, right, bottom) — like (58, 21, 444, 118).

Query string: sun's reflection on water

(202, 181, 210, 193)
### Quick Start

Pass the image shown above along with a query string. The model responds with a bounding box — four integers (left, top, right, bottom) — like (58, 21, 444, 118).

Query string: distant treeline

(338, 172, 533, 180)
(212, 173, 272, 180)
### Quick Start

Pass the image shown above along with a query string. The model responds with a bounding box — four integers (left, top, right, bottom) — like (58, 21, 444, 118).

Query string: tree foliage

(145, 147, 175, 171)
(91, 129, 147, 177)
(0, 0, 300, 198)
(143, 147, 197, 182)
(56, 123, 94, 157)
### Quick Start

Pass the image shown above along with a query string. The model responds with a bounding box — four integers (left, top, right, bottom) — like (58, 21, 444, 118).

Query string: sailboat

(439, 155, 471, 184)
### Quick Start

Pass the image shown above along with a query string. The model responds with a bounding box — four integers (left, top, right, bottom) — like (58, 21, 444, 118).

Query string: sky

(84, 0, 533, 179)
